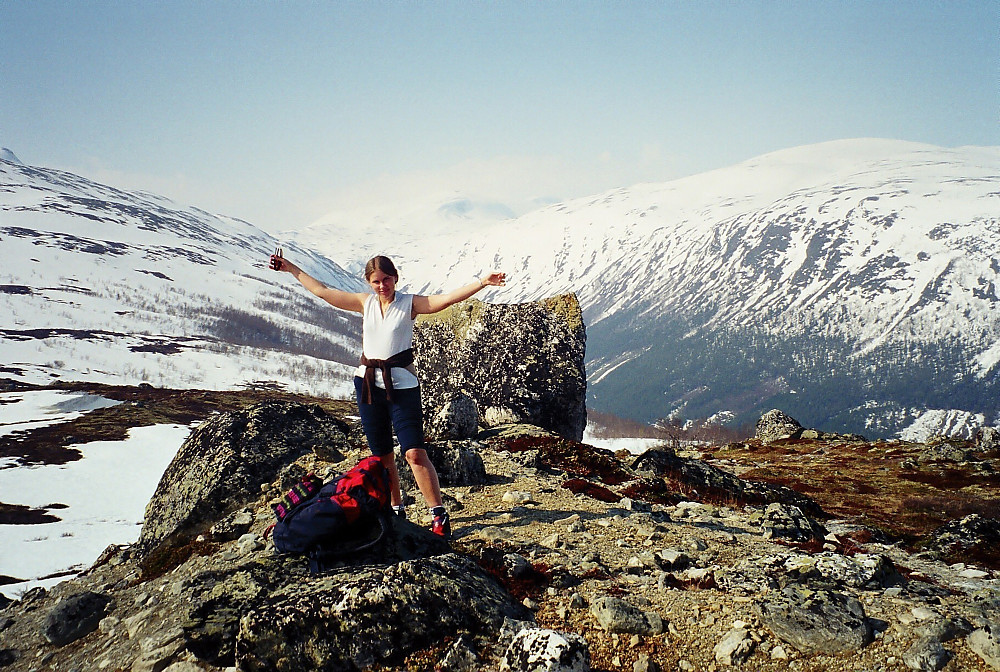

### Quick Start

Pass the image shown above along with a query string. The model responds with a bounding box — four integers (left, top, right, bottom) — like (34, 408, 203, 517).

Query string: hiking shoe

(392, 505, 407, 519)
(431, 510, 451, 539)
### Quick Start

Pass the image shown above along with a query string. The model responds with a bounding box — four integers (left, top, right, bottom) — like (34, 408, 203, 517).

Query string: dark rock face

(631, 447, 824, 517)
(183, 517, 454, 667)
(42, 591, 112, 646)
(755, 409, 804, 443)
(397, 440, 488, 492)
(414, 294, 587, 441)
(135, 401, 349, 558)
(236, 554, 531, 671)
(761, 503, 828, 543)
(923, 514, 1000, 564)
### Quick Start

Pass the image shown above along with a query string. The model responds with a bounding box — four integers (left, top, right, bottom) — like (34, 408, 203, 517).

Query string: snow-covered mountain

(297, 139, 1000, 438)
(0, 158, 367, 396)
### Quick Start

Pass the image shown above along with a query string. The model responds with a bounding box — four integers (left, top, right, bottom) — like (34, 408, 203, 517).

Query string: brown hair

(364, 255, 398, 281)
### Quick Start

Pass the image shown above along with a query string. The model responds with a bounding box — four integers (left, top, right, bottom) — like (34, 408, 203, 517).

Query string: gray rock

(633, 653, 660, 672)
(414, 295, 587, 441)
(428, 392, 480, 440)
(784, 552, 903, 589)
(135, 401, 348, 558)
(913, 616, 973, 642)
(589, 596, 664, 635)
(210, 509, 254, 542)
(762, 502, 827, 542)
(397, 440, 488, 491)
(755, 409, 804, 443)
(500, 627, 590, 672)
(917, 440, 975, 463)
(902, 635, 952, 671)
(439, 634, 480, 672)
(42, 591, 113, 647)
(236, 554, 531, 670)
(755, 586, 873, 654)
(630, 446, 823, 517)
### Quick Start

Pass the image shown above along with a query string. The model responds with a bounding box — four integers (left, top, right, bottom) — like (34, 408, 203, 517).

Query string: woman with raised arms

(270, 251, 506, 538)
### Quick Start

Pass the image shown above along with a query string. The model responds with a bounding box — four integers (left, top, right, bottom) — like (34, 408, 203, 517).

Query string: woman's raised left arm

(411, 272, 507, 317)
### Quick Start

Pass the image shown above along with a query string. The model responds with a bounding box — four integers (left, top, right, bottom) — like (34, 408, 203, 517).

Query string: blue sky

(2, 1, 997, 232)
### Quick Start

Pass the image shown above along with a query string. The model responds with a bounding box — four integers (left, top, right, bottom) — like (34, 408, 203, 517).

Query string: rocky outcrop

(426, 391, 480, 440)
(414, 294, 587, 441)
(977, 427, 1000, 453)
(631, 446, 824, 517)
(134, 401, 350, 558)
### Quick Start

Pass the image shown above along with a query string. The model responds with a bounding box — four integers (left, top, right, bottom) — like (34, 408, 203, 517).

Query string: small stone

(502, 491, 533, 505)
(714, 627, 755, 665)
(540, 533, 560, 549)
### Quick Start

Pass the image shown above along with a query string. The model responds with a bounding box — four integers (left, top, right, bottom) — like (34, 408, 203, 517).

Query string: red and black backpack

(269, 456, 391, 567)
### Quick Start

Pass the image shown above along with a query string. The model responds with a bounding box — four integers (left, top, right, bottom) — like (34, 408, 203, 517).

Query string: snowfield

(0, 391, 190, 600)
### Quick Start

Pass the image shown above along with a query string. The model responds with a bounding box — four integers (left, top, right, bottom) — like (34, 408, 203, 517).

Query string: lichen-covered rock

(976, 427, 1000, 453)
(589, 596, 663, 635)
(784, 552, 903, 589)
(414, 294, 587, 441)
(714, 627, 755, 666)
(428, 392, 480, 440)
(134, 401, 349, 558)
(236, 554, 531, 671)
(755, 409, 804, 443)
(500, 627, 590, 672)
(755, 585, 873, 654)
(902, 635, 952, 671)
(968, 623, 1000, 670)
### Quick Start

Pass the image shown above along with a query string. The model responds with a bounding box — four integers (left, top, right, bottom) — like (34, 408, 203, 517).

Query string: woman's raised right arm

(272, 256, 366, 314)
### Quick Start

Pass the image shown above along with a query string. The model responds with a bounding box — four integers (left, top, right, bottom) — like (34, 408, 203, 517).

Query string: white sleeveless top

(353, 292, 419, 389)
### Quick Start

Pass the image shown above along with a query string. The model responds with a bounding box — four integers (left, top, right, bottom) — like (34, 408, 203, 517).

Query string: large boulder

(755, 409, 804, 443)
(236, 554, 531, 670)
(134, 401, 349, 559)
(414, 294, 587, 441)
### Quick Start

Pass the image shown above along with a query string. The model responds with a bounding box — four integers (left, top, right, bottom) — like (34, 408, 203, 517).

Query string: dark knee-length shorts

(353, 376, 424, 457)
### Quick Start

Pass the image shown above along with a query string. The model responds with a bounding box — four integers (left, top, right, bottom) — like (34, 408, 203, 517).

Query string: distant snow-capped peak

(1, 147, 23, 164)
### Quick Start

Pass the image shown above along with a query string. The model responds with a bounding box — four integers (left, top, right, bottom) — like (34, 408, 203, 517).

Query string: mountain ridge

(0, 157, 366, 397)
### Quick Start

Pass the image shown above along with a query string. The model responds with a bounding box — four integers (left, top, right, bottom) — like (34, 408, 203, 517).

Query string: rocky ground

(1, 387, 999, 671)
